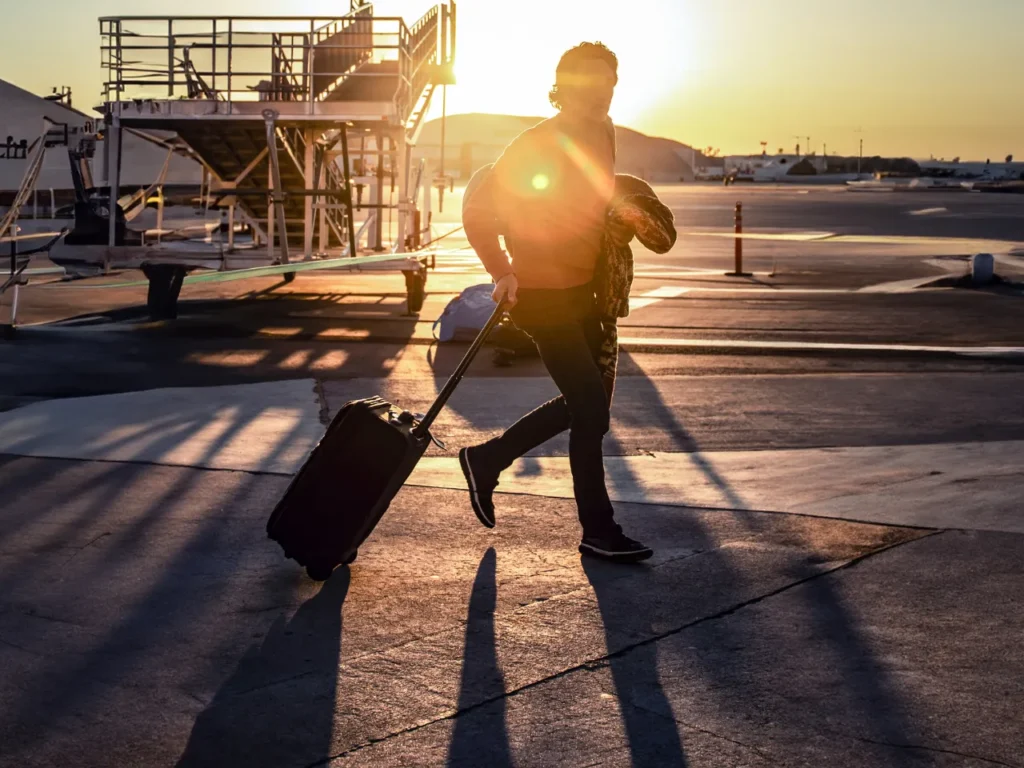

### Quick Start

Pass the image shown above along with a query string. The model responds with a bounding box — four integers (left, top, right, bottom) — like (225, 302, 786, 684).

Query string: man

(459, 42, 653, 563)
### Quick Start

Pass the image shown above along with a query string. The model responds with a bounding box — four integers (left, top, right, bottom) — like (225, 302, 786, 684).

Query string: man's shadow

(446, 547, 514, 767)
(583, 558, 688, 767)
(176, 571, 351, 768)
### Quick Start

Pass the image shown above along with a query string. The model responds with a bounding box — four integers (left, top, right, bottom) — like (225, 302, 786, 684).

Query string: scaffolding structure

(71, 1, 456, 316)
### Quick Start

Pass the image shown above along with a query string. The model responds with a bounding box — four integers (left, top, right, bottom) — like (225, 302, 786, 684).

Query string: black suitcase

(267, 302, 506, 581)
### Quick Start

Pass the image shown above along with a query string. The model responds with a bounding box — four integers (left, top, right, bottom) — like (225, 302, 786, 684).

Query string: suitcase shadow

(175, 570, 351, 768)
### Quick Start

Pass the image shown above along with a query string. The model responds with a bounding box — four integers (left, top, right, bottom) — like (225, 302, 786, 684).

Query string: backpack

(489, 315, 539, 366)
(433, 283, 499, 342)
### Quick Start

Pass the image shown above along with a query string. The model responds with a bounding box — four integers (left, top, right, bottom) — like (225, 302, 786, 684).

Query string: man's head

(548, 42, 618, 121)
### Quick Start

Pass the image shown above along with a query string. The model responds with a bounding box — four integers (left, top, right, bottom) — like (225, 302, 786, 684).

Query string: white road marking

(909, 207, 949, 216)
(629, 286, 690, 311)
(616, 336, 1024, 358)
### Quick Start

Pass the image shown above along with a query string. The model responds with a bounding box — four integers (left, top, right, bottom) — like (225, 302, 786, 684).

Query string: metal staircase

(175, 122, 348, 251)
(100, 2, 455, 258)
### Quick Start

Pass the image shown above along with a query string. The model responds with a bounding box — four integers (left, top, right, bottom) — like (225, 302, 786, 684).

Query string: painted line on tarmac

(683, 230, 1024, 250)
(629, 286, 690, 311)
(617, 336, 1024, 360)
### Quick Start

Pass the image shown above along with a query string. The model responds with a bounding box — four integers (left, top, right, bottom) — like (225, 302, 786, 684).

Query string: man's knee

(569, 400, 610, 438)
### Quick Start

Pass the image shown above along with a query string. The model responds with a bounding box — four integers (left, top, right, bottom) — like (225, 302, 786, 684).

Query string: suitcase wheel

(306, 564, 334, 582)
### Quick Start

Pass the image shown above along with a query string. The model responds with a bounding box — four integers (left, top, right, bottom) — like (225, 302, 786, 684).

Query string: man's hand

(492, 272, 519, 307)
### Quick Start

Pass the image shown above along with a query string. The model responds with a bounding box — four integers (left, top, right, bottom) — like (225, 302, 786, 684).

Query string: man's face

(560, 58, 617, 119)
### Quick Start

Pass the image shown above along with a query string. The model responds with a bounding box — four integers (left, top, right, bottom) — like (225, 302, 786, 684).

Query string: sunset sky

(3, 0, 1022, 160)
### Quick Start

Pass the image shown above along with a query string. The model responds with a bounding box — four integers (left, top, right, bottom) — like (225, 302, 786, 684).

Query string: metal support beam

(106, 115, 122, 275)
(262, 109, 290, 265)
(317, 151, 328, 253)
(397, 137, 411, 249)
(373, 132, 385, 251)
(231, 146, 269, 186)
(303, 128, 315, 260)
(339, 128, 359, 259)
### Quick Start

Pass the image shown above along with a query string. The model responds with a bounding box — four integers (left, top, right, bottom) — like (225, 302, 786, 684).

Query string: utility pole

(854, 127, 864, 176)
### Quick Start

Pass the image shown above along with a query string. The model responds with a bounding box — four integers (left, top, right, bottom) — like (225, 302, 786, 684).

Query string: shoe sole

(578, 542, 654, 563)
(459, 448, 495, 529)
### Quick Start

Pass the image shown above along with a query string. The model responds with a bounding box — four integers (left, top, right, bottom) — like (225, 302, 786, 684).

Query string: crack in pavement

(849, 735, 1020, 768)
(0, 635, 50, 658)
(304, 531, 940, 766)
(338, 547, 708, 669)
(58, 531, 112, 570)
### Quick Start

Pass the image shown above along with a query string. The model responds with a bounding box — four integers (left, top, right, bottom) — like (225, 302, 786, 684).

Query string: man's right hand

(492, 272, 519, 307)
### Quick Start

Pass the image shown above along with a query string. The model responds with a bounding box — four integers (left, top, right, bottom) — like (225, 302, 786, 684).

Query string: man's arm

(462, 171, 514, 282)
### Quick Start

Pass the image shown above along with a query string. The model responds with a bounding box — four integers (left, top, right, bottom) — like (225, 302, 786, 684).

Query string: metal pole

(439, 85, 447, 182)
(262, 109, 290, 265)
(340, 128, 359, 259)
(9, 239, 19, 328)
(303, 128, 315, 259)
(734, 202, 742, 274)
(726, 202, 750, 277)
(373, 132, 385, 251)
(107, 115, 122, 272)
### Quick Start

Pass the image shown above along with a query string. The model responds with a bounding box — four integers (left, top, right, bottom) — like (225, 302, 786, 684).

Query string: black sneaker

(459, 446, 498, 528)
(579, 532, 654, 563)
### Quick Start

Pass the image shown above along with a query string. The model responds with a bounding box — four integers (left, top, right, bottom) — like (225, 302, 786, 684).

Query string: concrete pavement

(1, 377, 1022, 766)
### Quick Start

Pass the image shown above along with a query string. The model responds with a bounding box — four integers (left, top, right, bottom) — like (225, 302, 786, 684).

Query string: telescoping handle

(414, 302, 507, 438)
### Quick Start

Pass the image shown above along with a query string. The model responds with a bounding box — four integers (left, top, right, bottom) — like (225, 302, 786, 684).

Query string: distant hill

(415, 113, 705, 182)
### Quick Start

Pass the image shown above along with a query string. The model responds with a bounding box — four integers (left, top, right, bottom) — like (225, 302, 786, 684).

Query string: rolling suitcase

(267, 302, 506, 581)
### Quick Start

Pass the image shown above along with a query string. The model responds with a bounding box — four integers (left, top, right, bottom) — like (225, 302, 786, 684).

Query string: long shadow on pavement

(583, 557, 687, 767)
(601, 352, 927, 764)
(0, 405, 315, 766)
(176, 570, 350, 767)
(446, 547, 514, 767)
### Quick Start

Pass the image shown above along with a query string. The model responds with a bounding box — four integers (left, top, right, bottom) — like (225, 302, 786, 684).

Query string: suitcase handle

(414, 301, 507, 438)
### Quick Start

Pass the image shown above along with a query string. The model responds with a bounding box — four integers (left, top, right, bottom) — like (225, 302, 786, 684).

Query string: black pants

(475, 285, 618, 537)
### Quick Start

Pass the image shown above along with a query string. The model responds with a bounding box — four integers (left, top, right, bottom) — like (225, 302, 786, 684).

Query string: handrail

(101, 6, 451, 122)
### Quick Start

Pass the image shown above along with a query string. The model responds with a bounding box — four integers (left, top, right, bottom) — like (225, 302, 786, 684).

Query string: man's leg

(530, 321, 618, 537)
(465, 317, 616, 533)
(471, 314, 608, 471)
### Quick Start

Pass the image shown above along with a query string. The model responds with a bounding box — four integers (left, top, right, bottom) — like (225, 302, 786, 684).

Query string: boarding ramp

(98, 2, 455, 260)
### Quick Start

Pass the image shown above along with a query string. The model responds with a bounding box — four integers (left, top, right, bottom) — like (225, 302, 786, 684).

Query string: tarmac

(1, 374, 1022, 767)
(1, 186, 1023, 766)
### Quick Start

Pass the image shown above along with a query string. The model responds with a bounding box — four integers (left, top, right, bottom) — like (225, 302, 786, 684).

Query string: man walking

(459, 42, 653, 562)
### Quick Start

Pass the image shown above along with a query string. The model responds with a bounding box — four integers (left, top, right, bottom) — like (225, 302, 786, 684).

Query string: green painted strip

(70, 253, 421, 289)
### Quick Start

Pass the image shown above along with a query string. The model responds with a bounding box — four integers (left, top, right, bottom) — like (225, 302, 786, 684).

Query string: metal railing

(99, 4, 451, 121)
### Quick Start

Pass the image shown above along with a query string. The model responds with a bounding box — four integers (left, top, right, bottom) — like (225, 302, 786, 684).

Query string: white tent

(0, 78, 201, 196)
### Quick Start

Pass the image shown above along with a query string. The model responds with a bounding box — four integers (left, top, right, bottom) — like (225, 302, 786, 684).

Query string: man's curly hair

(548, 42, 619, 110)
